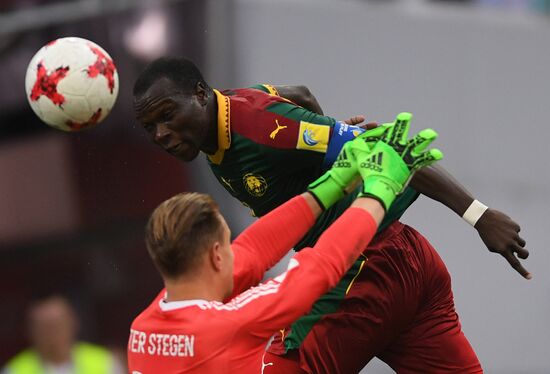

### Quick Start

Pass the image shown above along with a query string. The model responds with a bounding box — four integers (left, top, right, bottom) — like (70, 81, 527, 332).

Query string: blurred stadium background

(0, 0, 549, 373)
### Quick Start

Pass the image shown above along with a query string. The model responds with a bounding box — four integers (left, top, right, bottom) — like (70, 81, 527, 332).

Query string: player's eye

(143, 123, 155, 133)
(160, 109, 174, 122)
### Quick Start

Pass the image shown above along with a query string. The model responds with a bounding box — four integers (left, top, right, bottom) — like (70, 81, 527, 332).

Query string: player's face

(134, 78, 210, 162)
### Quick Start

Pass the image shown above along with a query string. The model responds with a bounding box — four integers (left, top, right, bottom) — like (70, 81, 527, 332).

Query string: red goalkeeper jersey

(127, 196, 378, 373)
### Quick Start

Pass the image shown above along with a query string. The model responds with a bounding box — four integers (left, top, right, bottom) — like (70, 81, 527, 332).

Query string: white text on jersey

(129, 329, 195, 357)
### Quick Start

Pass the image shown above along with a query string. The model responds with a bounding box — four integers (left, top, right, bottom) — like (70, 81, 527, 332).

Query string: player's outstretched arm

(230, 194, 321, 296)
(231, 136, 360, 292)
(235, 118, 442, 336)
(231, 136, 361, 296)
(351, 114, 531, 280)
(409, 155, 531, 279)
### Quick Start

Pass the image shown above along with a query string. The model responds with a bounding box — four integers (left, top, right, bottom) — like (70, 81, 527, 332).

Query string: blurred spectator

(1, 295, 124, 374)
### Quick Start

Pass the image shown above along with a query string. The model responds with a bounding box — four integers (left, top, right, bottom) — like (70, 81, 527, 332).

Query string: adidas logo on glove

(359, 152, 383, 172)
(333, 149, 352, 168)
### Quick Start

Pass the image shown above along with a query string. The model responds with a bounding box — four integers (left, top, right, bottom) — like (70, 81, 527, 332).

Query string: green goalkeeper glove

(308, 141, 358, 210)
(351, 112, 443, 211)
(356, 122, 393, 149)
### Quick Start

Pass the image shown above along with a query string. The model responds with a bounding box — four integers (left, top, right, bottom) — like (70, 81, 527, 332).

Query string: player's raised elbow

(293, 86, 320, 112)
(277, 85, 324, 115)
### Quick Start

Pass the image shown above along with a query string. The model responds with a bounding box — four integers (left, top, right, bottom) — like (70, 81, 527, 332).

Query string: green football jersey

(207, 86, 419, 250)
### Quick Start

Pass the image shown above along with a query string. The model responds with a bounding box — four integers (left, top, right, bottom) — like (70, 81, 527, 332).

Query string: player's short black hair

(133, 57, 210, 97)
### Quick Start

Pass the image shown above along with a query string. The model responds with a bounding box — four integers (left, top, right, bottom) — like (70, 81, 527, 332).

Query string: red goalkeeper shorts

(264, 221, 483, 374)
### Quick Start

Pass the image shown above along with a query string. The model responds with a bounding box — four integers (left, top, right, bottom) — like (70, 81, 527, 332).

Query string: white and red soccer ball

(25, 37, 119, 132)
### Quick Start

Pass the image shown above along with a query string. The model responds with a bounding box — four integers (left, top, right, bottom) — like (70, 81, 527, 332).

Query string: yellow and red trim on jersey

(208, 89, 231, 165)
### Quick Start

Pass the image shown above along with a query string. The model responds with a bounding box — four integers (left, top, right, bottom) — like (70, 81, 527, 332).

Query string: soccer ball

(25, 37, 119, 132)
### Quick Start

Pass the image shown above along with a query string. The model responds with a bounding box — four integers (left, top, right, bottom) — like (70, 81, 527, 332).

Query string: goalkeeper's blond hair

(145, 192, 224, 279)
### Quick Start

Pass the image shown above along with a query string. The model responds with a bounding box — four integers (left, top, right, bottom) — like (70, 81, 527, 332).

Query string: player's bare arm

(354, 122, 530, 279)
(409, 164, 531, 279)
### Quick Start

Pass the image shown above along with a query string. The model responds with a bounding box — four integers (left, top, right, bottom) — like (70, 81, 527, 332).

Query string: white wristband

(462, 200, 489, 227)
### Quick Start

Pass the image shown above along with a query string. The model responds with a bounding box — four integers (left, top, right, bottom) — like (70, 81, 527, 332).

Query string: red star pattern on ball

(30, 62, 69, 106)
(66, 108, 102, 131)
(87, 45, 116, 94)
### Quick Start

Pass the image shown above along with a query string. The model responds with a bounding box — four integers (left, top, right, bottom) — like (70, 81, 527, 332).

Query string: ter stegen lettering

(129, 329, 195, 357)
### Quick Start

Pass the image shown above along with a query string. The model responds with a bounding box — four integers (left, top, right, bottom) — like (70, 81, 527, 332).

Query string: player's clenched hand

(475, 208, 531, 279)
(351, 112, 443, 211)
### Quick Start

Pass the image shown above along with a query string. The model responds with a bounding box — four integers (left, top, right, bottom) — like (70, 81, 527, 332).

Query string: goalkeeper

(128, 121, 441, 374)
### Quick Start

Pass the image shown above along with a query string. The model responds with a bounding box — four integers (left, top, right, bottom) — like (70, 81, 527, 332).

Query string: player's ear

(195, 82, 208, 106)
(209, 242, 223, 272)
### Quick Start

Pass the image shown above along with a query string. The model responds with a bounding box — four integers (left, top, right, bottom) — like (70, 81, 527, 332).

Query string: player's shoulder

(223, 84, 278, 96)
(221, 86, 287, 108)
(216, 86, 303, 148)
(221, 87, 286, 126)
(247, 84, 279, 95)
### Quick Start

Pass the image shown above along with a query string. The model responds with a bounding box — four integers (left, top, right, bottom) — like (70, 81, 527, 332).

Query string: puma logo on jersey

(270, 120, 287, 139)
(360, 152, 383, 172)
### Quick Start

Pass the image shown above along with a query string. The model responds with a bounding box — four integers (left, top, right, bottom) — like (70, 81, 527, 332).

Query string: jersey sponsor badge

(296, 121, 330, 153)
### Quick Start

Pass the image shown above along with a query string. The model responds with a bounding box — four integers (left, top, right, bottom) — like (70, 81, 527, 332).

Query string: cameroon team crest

(243, 173, 268, 197)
